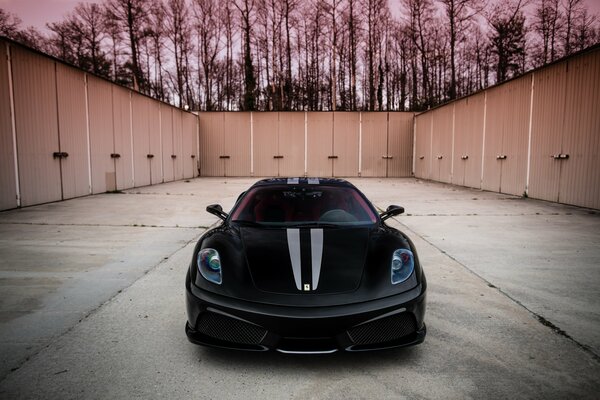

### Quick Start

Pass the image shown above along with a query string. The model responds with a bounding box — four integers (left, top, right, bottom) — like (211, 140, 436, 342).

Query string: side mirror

(206, 204, 228, 221)
(380, 205, 404, 221)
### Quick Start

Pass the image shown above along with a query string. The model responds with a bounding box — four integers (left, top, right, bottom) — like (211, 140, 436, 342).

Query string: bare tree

(192, 0, 224, 111)
(145, 1, 167, 101)
(573, 8, 598, 51)
(488, 0, 527, 83)
(437, 0, 483, 99)
(105, 0, 149, 91)
(0, 8, 22, 38)
(163, 0, 192, 107)
(235, 0, 257, 110)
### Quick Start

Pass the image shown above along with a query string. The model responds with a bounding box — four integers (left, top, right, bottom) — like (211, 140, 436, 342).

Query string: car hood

(240, 226, 371, 295)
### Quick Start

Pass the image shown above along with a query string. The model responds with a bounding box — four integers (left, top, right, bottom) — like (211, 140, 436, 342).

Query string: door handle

(382, 155, 393, 159)
(328, 155, 338, 159)
(273, 155, 284, 159)
(496, 155, 507, 160)
(110, 153, 121, 159)
(219, 155, 230, 159)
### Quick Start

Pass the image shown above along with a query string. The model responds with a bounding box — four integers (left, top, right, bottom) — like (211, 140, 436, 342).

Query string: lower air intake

(347, 312, 417, 345)
(197, 312, 267, 345)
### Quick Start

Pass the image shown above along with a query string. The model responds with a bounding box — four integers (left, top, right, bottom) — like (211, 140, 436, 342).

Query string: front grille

(347, 312, 417, 345)
(197, 312, 267, 345)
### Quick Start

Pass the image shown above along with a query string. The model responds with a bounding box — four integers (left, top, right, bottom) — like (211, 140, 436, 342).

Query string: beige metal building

(198, 111, 415, 178)
(414, 46, 600, 210)
(1, 37, 598, 211)
(0, 38, 199, 211)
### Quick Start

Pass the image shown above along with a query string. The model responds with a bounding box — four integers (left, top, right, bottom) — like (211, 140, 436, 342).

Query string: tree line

(0, 0, 598, 112)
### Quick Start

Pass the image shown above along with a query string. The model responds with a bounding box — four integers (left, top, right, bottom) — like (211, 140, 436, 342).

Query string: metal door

(332, 112, 360, 177)
(360, 112, 388, 177)
(11, 47, 62, 206)
(88, 76, 116, 193)
(430, 107, 453, 183)
(147, 100, 161, 184)
(112, 86, 133, 190)
(56, 64, 90, 199)
(182, 112, 198, 178)
(528, 64, 565, 202)
(307, 112, 333, 177)
(387, 112, 414, 177)
(0, 42, 17, 209)
(559, 50, 600, 209)
(131, 93, 151, 186)
(199, 112, 225, 176)
(482, 85, 505, 192)
(161, 105, 174, 182)
(222, 112, 251, 176)
(278, 112, 305, 177)
(498, 76, 531, 196)
(252, 112, 278, 176)
(414, 112, 432, 180)
(172, 110, 184, 180)
(453, 93, 485, 188)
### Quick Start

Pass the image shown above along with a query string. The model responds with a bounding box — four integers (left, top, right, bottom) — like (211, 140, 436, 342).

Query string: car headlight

(198, 248, 222, 285)
(391, 249, 414, 284)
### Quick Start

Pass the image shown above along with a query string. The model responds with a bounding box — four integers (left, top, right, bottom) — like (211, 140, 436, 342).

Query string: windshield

(230, 185, 378, 227)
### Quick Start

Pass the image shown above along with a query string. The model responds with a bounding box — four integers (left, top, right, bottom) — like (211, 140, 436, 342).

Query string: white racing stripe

(287, 228, 324, 291)
(286, 229, 302, 290)
(310, 229, 323, 290)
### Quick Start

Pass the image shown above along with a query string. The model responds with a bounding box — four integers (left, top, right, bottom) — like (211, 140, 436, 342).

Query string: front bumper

(185, 281, 426, 353)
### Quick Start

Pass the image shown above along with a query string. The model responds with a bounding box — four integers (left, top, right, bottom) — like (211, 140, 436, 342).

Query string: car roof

(251, 177, 356, 188)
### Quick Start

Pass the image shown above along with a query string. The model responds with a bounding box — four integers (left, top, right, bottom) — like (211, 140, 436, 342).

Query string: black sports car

(185, 178, 426, 353)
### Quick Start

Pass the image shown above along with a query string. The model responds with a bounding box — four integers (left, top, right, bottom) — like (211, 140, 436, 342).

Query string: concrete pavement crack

(0, 225, 211, 384)
(390, 215, 600, 364)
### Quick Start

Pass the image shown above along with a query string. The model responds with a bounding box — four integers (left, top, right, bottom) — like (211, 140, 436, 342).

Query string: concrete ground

(0, 177, 598, 399)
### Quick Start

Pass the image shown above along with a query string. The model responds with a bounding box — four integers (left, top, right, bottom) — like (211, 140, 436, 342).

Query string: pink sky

(2, 0, 600, 32)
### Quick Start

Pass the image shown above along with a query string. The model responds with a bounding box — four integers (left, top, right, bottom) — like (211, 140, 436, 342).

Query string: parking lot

(0, 178, 599, 399)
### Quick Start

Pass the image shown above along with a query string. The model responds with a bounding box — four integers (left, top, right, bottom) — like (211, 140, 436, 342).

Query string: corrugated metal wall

(182, 111, 199, 178)
(252, 112, 279, 176)
(453, 93, 485, 188)
(0, 39, 197, 211)
(559, 50, 600, 209)
(332, 112, 360, 177)
(0, 43, 17, 210)
(223, 113, 251, 177)
(361, 112, 388, 177)
(414, 46, 600, 209)
(56, 63, 91, 199)
(528, 63, 565, 202)
(3, 38, 597, 210)
(161, 105, 174, 182)
(173, 110, 184, 180)
(111, 86, 134, 190)
(278, 112, 305, 176)
(88, 76, 116, 193)
(430, 106, 453, 183)
(388, 112, 414, 178)
(197, 111, 414, 178)
(414, 112, 432, 179)
(307, 112, 334, 177)
(11, 46, 62, 207)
